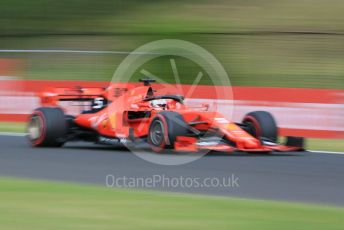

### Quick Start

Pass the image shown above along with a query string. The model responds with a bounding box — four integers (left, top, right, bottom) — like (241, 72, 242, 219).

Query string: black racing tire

(27, 107, 67, 147)
(242, 111, 278, 143)
(148, 111, 189, 152)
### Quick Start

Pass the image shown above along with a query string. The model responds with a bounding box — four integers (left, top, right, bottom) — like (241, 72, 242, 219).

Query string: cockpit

(143, 95, 185, 110)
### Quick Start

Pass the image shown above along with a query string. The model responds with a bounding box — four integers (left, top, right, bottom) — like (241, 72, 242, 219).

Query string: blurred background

(0, 0, 343, 88)
(1, 0, 343, 144)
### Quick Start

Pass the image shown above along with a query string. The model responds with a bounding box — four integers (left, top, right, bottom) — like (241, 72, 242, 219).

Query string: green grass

(1, 0, 344, 35)
(0, 177, 343, 230)
(308, 138, 344, 152)
(0, 122, 26, 133)
(1, 34, 343, 89)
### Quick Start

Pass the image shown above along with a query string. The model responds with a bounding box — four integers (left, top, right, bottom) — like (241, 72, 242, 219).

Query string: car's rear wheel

(27, 107, 67, 147)
(242, 111, 278, 143)
(148, 111, 189, 152)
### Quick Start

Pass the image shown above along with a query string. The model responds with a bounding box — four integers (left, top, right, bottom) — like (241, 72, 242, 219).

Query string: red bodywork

(38, 83, 303, 153)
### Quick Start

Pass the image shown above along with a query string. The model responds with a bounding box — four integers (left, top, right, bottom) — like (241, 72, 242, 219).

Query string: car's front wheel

(242, 111, 278, 143)
(148, 111, 188, 152)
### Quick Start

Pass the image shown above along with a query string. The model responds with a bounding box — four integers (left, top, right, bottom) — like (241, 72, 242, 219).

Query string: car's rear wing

(39, 86, 106, 106)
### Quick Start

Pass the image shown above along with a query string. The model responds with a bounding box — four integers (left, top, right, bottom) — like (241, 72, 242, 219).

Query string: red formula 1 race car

(27, 79, 304, 153)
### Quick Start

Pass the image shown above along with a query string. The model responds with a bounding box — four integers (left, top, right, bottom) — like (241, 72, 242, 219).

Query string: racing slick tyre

(148, 111, 189, 152)
(27, 107, 67, 147)
(243, 111, 278, 143)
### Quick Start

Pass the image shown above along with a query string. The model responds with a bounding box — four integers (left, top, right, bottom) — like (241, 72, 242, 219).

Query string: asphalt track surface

(0, 135, 343, 206)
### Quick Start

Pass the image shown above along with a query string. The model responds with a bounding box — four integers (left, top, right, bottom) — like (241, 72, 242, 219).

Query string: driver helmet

(151, 99, 168, 108)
